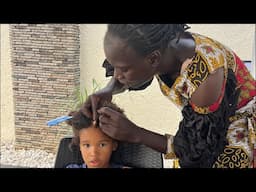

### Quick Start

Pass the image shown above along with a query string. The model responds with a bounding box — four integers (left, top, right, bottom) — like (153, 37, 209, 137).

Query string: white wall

(189, 24, 254, 60)
(1, 24, 15, 143)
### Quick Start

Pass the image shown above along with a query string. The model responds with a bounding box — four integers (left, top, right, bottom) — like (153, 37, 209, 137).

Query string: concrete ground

(0, 164, 26, 168)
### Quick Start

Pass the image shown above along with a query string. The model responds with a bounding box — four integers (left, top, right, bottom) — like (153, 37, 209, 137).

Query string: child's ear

(112, 141, 118, 151)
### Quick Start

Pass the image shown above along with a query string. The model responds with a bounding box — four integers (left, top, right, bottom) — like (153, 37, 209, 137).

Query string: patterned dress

(156, 33, 256, 168)
(102, 32, 256, 168)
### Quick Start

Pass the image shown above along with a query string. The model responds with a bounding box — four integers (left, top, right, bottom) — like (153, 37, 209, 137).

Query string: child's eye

(82, 144, 90, 148)
(99, 143, 107, 147)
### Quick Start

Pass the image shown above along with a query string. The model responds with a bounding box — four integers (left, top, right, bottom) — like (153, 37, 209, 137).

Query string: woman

(80, 24, 255, 168)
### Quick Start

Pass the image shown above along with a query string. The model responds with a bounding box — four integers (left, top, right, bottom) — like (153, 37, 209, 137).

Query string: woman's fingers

(99, 114, 111, 124)
(97, 107, 119, 120)
(91, 95, 100, 121)
(80, 102, 92, 118)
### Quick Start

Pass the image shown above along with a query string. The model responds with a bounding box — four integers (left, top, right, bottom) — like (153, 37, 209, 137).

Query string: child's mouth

(89, 160, 100, 167)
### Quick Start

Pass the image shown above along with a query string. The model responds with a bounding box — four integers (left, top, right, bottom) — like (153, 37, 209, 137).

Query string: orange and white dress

(157, 33, 255, 168)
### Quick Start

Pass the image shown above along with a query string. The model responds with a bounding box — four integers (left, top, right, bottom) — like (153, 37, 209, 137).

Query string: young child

(65, 102, 127, 168)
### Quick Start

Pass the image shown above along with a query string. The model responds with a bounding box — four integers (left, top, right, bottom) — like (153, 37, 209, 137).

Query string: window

(243, 60, 255, 78)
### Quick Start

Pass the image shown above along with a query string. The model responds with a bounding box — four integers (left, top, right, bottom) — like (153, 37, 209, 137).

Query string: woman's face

(103, 33, 157, 89)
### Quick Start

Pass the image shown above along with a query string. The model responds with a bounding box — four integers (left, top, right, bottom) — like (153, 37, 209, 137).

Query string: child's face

(79, 126, 117, 168)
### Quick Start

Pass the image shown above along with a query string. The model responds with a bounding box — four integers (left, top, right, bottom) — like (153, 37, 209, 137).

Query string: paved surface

(0, 164, 26, 168)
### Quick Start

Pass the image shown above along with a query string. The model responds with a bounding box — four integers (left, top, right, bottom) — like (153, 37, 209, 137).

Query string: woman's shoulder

(190, 32, 233, 71)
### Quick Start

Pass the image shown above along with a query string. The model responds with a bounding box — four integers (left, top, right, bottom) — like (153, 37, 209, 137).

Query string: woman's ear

(112, 141, 118, 151)
(146, 50, 161, 68)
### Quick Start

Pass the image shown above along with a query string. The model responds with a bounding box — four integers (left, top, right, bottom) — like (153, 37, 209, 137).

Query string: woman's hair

(66, 101, 124, 146)
(106, 24, 190, 56)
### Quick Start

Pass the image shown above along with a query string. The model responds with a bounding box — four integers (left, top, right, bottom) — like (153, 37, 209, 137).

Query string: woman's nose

(114, 69, 123, 80)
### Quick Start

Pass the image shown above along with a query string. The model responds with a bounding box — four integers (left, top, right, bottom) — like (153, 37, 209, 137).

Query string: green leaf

(67, 79, 101, 111)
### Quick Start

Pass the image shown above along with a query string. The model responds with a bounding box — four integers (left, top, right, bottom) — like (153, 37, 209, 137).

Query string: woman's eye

(121, 68, 128, 72)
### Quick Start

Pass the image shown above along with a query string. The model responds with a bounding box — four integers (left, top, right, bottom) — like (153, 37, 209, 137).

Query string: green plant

(56, 78, 101, 118)
(70, 78, 101, 111)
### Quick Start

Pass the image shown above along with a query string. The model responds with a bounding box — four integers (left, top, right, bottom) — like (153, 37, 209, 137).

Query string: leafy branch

(70, 78, 101, 111)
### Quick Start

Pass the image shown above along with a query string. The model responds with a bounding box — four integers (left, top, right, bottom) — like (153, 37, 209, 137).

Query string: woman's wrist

(128, 125, 143, 143)
(135, 126, 168, 153)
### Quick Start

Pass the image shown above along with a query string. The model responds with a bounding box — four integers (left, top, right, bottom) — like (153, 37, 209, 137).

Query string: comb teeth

(47, 116, 73, 126)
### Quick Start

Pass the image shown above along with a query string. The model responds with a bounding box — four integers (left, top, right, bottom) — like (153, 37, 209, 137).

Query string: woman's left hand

(97, 107, 140, 143)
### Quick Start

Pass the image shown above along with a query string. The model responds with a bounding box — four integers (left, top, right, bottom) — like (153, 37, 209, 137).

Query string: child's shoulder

(110, 163, 131, 168)
(66, 163, 86, 168)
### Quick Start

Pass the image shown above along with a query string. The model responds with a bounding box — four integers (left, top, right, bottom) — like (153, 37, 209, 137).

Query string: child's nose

(90, 146, 99, 156)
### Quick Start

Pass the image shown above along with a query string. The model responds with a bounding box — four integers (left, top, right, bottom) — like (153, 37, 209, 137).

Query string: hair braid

(107, 24, 190, 56)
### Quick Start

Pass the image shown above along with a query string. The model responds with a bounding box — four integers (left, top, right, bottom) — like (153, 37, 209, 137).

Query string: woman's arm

(80, 77, 126, 120)
(98, 106, 168, 153)
(136, 126, 168, 153)
(173, 68, 237, 167)
(106, 76, 127, 95)
(190, 68, 224, 107)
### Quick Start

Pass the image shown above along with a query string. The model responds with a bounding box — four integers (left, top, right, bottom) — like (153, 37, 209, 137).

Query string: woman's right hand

(80, 88, 113, 121)
(79, 77, 127, 121)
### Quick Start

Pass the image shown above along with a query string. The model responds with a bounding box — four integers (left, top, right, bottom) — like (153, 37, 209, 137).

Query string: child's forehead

(79, 126, 113, 140)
